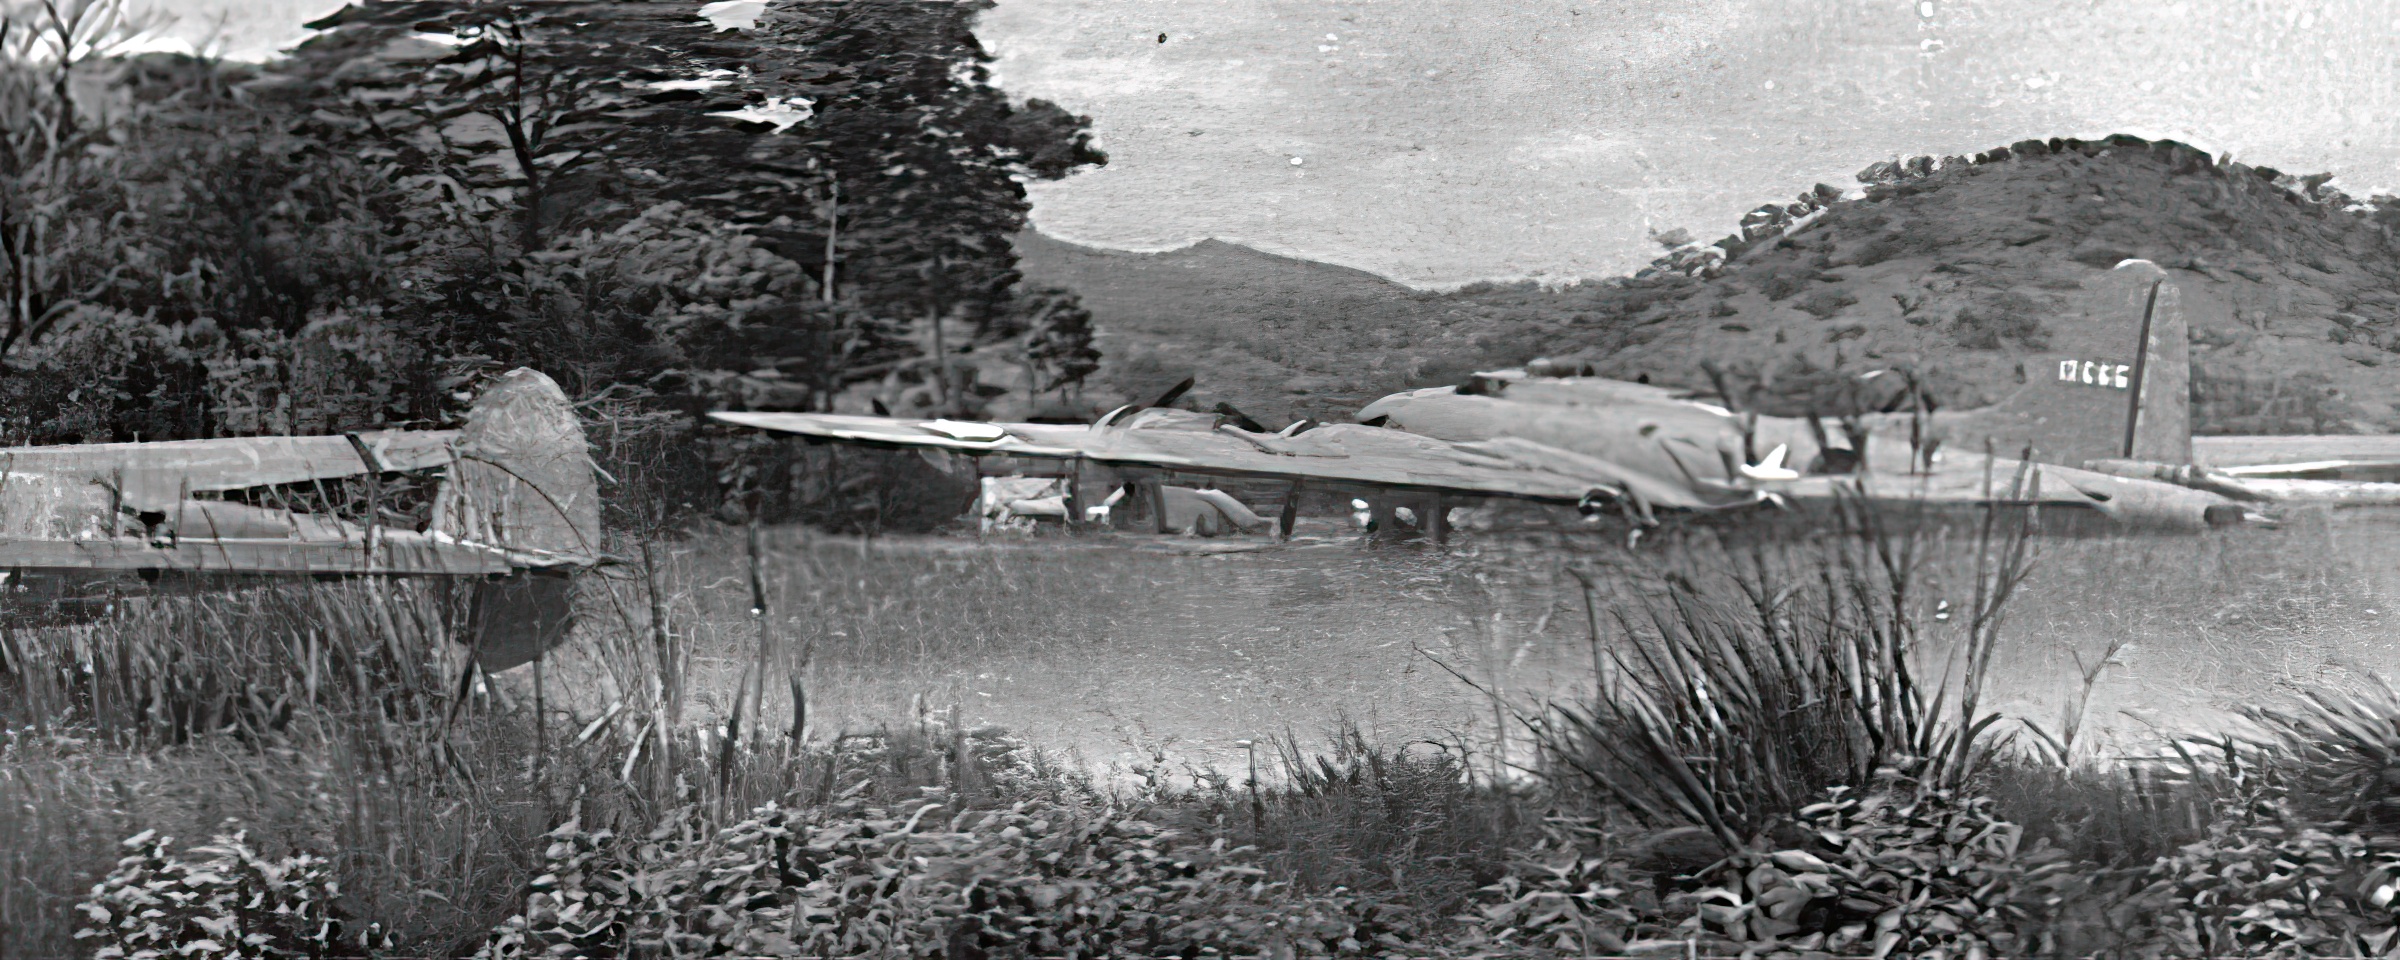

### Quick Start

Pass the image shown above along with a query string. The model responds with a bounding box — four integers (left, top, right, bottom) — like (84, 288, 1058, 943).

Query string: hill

(1018, 136, 2400, 434)
(1011, 232, 1512, 425)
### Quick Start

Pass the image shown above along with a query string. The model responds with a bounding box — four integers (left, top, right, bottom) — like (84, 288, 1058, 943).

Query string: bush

(1951, 292, 2051, 350)
(475, 798, 1391, 959)
(1468, 817, 1641, 955)
(1679, 763, 2068, 956)
(2128, 683, 2400, 958)
(2139, 802, 2400, 958)
(75, 830, 388, 960)
(1795, 290, 1858, 319)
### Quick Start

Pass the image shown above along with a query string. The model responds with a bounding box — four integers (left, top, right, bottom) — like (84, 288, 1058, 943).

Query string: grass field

(625, 507, 2397, 781)
(7, 507, 2399, 957)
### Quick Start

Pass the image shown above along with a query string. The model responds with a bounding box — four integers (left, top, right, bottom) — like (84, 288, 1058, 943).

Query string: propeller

(1738, 444, 1799, 481)
(1701, 360, 1760, 467)
(1149, 376, 1196, 410)
(1213, 402, 1267, 433)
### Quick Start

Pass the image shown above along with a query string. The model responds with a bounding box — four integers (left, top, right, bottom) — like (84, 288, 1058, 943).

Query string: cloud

(697, 1, 768, 32)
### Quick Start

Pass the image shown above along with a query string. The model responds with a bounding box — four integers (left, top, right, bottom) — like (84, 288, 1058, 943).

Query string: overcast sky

(169, 0, 2400, 288)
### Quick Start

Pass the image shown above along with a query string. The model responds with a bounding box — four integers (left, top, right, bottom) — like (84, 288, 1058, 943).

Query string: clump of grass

(1973, 753, 2212, 868)
(2238, 678, 2400, 831)
(1157, 722, 1534, 925)
(1519, 490, 2037, 851)
(0, 525, 1136, 960)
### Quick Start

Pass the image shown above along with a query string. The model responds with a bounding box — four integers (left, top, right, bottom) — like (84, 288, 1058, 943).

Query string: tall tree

(0, 0, 149, 364)
(1016, 286, 1099, 398)
(287, 0, 1104, 333)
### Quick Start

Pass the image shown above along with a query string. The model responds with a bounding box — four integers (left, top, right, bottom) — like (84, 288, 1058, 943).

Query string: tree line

(2, 0, 1099, 432)
(0, 0, 1104, 524)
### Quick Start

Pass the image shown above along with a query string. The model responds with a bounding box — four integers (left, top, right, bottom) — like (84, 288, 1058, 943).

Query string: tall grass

(1513, 490, 2037, 851)
(0, 561, 1122, 958)
(1192, 724, 1530, 920)
(9, 492, 2400, 958)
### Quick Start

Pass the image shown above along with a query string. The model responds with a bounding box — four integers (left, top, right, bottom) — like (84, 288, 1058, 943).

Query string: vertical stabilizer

(434, 368, 599, 672)
(1932, 259, 2193, 467)
(2122, 262, 2193, 464)
(433, 368, 602, 560)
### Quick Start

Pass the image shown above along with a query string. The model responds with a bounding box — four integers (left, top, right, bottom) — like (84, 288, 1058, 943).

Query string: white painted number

(2057, 359, 2130, 389)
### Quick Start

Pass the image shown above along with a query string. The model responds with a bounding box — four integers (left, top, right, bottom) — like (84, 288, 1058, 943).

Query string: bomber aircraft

(710, 259, 2355, 540)
(0, 368, 604, 670)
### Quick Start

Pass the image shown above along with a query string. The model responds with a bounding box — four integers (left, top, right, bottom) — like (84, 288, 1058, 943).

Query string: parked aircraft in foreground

(0, 368, 604, 669)
(714, 260, 2343, 538)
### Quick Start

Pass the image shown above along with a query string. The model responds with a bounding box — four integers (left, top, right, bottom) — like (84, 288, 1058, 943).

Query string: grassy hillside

(1012, 232, 1529, 425)
(1021, 136, 2400, 433)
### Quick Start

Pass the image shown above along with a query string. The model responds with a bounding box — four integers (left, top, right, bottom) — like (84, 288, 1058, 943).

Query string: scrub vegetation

(9, 504, 2400, 958)
(8, 2, 2400, 958)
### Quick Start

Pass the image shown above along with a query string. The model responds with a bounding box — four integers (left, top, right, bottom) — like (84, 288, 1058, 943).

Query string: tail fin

(1936, 259, 2193, 467)
(435, 368, 599, 673)
(2122, 263, 2192, 464)
(432, 368, 602, 561)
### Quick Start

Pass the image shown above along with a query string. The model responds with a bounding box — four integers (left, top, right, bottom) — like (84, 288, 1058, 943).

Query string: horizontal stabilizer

(0, 535, 515, 576)
(0, 430, 458, 511)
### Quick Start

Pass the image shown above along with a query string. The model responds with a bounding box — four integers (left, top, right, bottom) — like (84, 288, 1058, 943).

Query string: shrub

(476, 798, 1391, 958)
(2139, 797, 2400, 958)
(1468, 817, 1641, 955)
(1848, 235, 1909, 267)
(1796, 290, 1858, 319)
(2131, 682, 2400, 957)
(75, 830, 387, 960)
(1952, 292, 2051, 350)
(1755, 270, 1811, 302)
(1680, 763, 2068, 957)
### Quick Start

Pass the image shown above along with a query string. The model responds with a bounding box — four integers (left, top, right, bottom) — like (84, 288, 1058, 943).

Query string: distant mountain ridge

(1017, 136, 2400, 434)
(1012, 231, 1532, 425)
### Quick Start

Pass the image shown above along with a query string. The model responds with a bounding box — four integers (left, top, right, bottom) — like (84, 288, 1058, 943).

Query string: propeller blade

(1739, 444, 1800, 481)
(1212, 402, 1267, 433)
(1149, 376, 1196, 410)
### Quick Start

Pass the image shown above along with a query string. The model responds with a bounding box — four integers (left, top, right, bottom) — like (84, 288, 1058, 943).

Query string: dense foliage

(76, 830, 387, 960)
(0, 0, 1103, 525)
(474, 798, 1389, 959)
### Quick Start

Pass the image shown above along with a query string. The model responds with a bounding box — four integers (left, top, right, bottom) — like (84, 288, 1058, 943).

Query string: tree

(289, 2, 689, 255)
(1017, 286, 1099, 398)
(0, 0, 150, 364)
(285, 0, 1105, 346)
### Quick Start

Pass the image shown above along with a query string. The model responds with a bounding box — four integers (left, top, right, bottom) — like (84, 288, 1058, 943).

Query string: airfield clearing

(8, 509, 2398, 958)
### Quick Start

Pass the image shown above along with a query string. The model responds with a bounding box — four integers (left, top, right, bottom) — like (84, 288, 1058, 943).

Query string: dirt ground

(545, 506, 2400, 785)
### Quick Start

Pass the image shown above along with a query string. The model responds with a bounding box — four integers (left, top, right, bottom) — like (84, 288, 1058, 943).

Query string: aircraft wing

(708, 412, 1090, 458)
(1764, 451, 2244, 530)
(1082, 421, 1757, 509)
(0, 534, 517, 576)
(0, 431, 460, 509)
(712, 409, 1766, 512)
